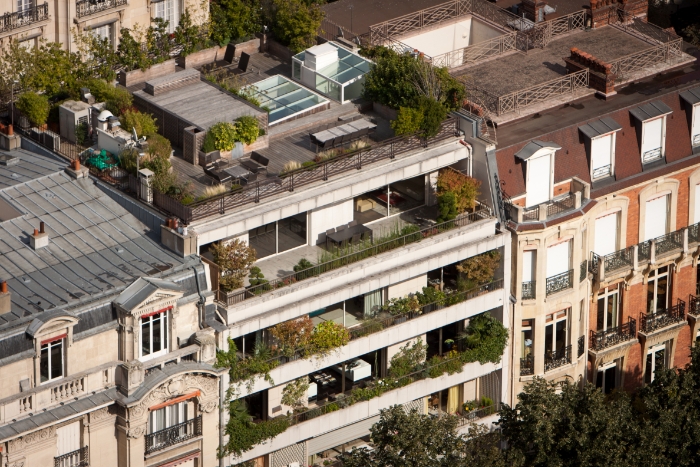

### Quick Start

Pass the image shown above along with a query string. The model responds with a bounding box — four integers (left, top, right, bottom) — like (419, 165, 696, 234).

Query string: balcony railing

(639, 300, 686, 334)
(655, 230, 683, 258)
(76, 0, 127, 18)
(455, 402, 502, 426)
(54, 446, 88, 467)
(689, 294, 700, 318)
(521, 280, 535, 300)
(577, 335, 585, 357)
(544, 345, 571, 372)
(503, 177, 589, 224)
(589, 318, 637, 351)
(0, 3, 49, 33)
(520, 355, 534, 376)
(545, 269, 573, 296)
(145, 415, 202, 454)
(579, 260, 587, 282)
(642, 147, 662, 163)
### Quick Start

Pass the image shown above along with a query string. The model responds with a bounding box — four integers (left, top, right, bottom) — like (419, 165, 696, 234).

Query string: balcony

(589, 318, 637, 352)
(545, 269, 573, 296)
(689, 294, 700, 318)
(145, 415, 202, 454)
(76, 0, 127, 18)
(502, 177, 589, 225)
(520, 355, 534, 376)
(54, 446, 88, 467)
(521, 280, 535, 300)
(0, 3, 49, 34)
(544, 345, 571, 372)
(639, 300, 686, 335)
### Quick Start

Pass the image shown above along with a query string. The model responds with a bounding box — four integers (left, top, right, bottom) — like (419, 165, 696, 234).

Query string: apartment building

(0, 0, 205, 50)
(0, 146, 223, 467)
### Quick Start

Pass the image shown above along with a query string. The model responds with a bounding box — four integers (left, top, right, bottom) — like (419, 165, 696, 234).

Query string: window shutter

(522, 250, 534, 282)
(642, 118, 663, 157)
(644, 194, 668, 241)
(594, 212, 618, 256)
(56, 422, 80, 456)
(546, 241, 570, 278)
(526, 154, 551, 208)
(591, 135, 612, 178)
(693, 105, 700, 146)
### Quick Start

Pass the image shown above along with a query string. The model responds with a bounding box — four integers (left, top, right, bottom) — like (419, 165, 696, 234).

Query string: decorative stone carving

(119, 360, 145, 395)
(22, 426, 56, 446)
(90, 407, 111, 422)
(129, 373, 219, 422)
(199, 400, 218, 413)
(127, 424, 146, 439)
(9, 461, 25, 467)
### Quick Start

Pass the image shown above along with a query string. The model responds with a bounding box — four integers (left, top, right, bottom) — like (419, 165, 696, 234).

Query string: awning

(514, 140, 562, 160)
(629, 101, 673, 122)
(680, 86, 700, 106)
(578, 117, 623, 139)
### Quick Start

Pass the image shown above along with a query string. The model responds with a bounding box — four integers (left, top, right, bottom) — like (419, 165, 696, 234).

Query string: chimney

(0, 280, 10, 315)
(30, 222, 49, 249)
(65, 158, 88, 179)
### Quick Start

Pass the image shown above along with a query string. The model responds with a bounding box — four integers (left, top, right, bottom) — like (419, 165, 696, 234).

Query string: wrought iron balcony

(54, 446, 88, 467)
(145, 415, 202, 455)
(545, 269, 573, 296)
(520, 354, 534, 376)
(590, 246, 634, 278)
(589, 318, 637, 351)
(501, 177, 589, 224)
(0, 3, 49, 34)
(544, 345, 571, 372)
(580, 259, 588, 282)
(691, 294, 700, 318)
(577, 335, 585, 357)
(76, 0, 127, 18)
(522, 280, 535, 300)
(654, 230, 683, 258)
(639, 300, 686, 334)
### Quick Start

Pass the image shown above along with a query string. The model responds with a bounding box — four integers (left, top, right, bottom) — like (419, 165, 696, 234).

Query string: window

(521, 320, 533, 359)
(597, 285, 620, 331)
(154, 0, 179, 33)
(522, 250, 536, 299)
(17, 0, 33, 11)
(647, 266, 670, 313)
(644, 193, 669, 241)
(40, 337, 64, 383)
(56, 422, 81, 466)
(596, 361, 618, 394)
(544, 309, 568, 366)
(149, 401, 189, 434)
(526, 152, 553, 208)
(645, 342, 667, 383)
(641, 117, 664, 163)
(90, 23, 113, 46)
(594, 211, 619, 256)
(591, 133, 615, 179)
(692, 104, 700, 147)
(248, 213, 307, 260)
(141, 310, 168, 360)
(546, 240, 570, 278)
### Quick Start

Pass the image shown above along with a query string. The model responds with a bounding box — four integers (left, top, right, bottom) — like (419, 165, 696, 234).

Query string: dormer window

(630, 101, 672, 165)
(141, 308, 169, 360)
(40, 335, 64, 383)
(515, 140, 561, 208)
(680, 87, 700, 150)
(579, 117, 622, 181)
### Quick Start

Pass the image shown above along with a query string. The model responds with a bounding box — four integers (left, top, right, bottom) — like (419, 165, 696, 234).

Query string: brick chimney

(30, 222, 49, 249)
(65, 159, 89, 179)
(0, 280, 10, 315)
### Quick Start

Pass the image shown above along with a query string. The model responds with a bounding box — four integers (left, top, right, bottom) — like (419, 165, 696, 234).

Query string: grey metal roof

(0, 170, 186, 324)
(205, 303, 227, 332)
(0, 388, 118, 442)
(0, 149, 66, 190)
(680, 86, 700, 106)
(578, 117, 623, 139)
(26, 310, 77, 337)
(629, 101, 673, 121)
(114, 277, 182, 311)
(514, 140, 562, 160)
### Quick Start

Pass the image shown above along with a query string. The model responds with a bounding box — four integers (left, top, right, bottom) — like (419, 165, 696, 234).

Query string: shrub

(202, 184, 227, 199)
(203, 121, 237, 151)
(209, 0, 260, 47)
(388, 338, 427, 378)
(437, 192, 458, 223)
(437, 169, 481, 213)
(234, 115, 259, 145)
(293, 258, 313, 272)
(270, 0, 325, 53)
(212, 239, 257, 291)
(75, 122, 89, 146)
(83, 79, 133, 115)
(460, 312, 508, 364)
(456, 250, 501, 290)
(248, 266, 268, 287)
(310, 321, 350, 355)
(391, 106, 423, 136)
(174, 9, 208, 56)
(146, 133, 172, 159)
(281, 378, 310, 409)
(382, 296, 420, 316)
(281, 160, 301, 173)
(418, 97, 447, 138)
(16, 92, 49, 127)
(301, 161, 316, 168)
(121, 110, 158, 137)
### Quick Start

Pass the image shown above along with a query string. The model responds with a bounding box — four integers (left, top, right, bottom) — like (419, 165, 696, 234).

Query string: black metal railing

(520, 355, 534, 376)
(54, 446, 88, 467)
(545, 269, 573, 296)
(577, 335, 585, 357)
(579, 260, 587, 282)
(144, 415, 202, 455)
(522, 280, 535, 300)
(0, 2, 49, 33)
(76, 0, 127, 17)
(544, 345, 571, 372)
(592, 164, 612, 179)
(638, 240, 652, 262)
(455, 402, 502, 426)
(546, 192, 577, 218)
(690, 223, 700, 244)
(690, 294, 700, 317)
(639, 300, 686, 334)
(655, 230, 684, 257)
(589, 318, 637, 351)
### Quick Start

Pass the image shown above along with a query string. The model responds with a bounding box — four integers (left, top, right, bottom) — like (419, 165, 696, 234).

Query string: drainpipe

(191, 265, 206, 329)
(509, 294, 517, 407)
(459, 139, 473, 177)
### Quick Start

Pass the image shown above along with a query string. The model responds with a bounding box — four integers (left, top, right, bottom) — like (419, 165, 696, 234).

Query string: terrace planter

(176, 46, 225, 69)
(118, 59, 177, 87)
(229, 37, 260, 59)
(373, 102, 398, 121)
(243, 134, 269, 154)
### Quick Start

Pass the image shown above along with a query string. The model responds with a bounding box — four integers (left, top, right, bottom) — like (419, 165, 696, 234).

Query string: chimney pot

(40, 222, 45, 234)
(34, 228, 39, 236)
(72, 159, 81, 170)
(0, 280, 9, 315)
(1, 281, 7, 294)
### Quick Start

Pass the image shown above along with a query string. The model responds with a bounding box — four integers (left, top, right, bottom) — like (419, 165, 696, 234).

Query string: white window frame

(641, 116, 666, 164)
(597, 285, 620, 332)
(40, 338, 64, 384)
(17, 0, 33, 12)
(154, 0, 179, 33)
(544, 309, 569, 364)
(597, 360, 618, 394)
(590, 132, 616, 180)
(594, 211, 619, 256)
(645, 342, 668, 384)
(522, 249, 535, 283)
(139, 310, 168, 361)
(546, 239, 571, 279)
(643, 193, 670, 242)
(525, 151, 554, 208)
(89, 23, 114, 47)
(149, 400, 189, 434)
(648, 266, 670, 314)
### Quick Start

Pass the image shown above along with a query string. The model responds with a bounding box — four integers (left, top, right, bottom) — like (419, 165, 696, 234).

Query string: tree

(121, 110, 158, 137)
(417, 97, 447, 138)
(436, 169, 481, 213)
(456, 250, 501, 290)
(269, 0, 325, 53)
(212, 239, 257, 291)
(16, 92, 49, 127)
(209, 0, 260, 47)
(175, 9, 206, 55)
(391, 106, 423, 136)
(269, 315, 314, 357)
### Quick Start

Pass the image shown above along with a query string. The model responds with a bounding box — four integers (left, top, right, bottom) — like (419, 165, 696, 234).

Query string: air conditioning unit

(59, 100, 92, 143)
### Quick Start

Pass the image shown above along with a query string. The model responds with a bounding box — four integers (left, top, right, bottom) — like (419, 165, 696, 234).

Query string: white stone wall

(308, 199, 354, 245)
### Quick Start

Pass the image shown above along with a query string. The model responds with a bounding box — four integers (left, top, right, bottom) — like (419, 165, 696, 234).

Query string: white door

(694, 184, 700, 225)
(56, 421, 80, 456)
(594, 212, 618, 256)
(526, 154, 551, 208)
(641, 118, 663, 159)
(522, 250, 535, 282)
(644, 194, 668, 241)
(546, 241, 570, 278)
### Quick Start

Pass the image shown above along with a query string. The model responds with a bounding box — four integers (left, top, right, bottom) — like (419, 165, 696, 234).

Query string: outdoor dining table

(311, 119, 377, 150)
(326, 224, 373, 250)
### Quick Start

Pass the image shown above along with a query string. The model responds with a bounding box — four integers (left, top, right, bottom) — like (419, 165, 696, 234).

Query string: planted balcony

(0, 3, 48, 33)
(545, 269, 573, 296)
(144, 415, 202, 454)
(689, 294, 700, 318)
(639, 299, 686, 334)
(589, 318, 637, 352)
(544, 345, 571, 372)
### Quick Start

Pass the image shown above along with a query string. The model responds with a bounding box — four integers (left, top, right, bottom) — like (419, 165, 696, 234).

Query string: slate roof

(0, 149, 66, 190)
(114, 277, 183, 311)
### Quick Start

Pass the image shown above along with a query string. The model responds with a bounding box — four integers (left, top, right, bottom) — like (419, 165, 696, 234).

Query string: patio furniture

(376, 192, 405, 207)
(310, 118, 377, 150)
(326, 224, 372, 250)
(326, 228, 335, 236)
(241, 152, 269, 174)
(356, 198, 376, 212)
(348, 220, 358, 227)
(351, 232, 361, 244)
(223, 164, 253, 185)
(331, 359, 372, 382)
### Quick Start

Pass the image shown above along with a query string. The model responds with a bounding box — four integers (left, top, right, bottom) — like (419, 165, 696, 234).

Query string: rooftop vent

(0, 280, 10, 315)
(0, 154, 19, 166)
(30, 222, 49, 250)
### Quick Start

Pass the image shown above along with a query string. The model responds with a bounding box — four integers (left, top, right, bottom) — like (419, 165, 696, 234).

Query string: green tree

(121, 110, 158, 137)
(269, 0, 324, 53)
(417, 97, 447, 138)
(391, 106, 423, 136)
(210, 0, 260, 47)
(16, 92, 50, 127)
(116, 26, 151, 71)
(175, 9, 205, 55)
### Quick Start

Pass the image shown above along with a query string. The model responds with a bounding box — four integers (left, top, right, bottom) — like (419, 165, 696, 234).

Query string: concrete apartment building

(0, 147, 224, 467)
(0, 0, 205, 50)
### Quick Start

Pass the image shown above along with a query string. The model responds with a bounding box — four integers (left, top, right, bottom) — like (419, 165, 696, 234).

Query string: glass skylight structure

(242, 75, 329, 125)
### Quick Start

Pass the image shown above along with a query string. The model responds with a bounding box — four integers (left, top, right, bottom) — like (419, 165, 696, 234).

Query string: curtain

(363, 289, 383, 318)
(447, 385, 460, 414)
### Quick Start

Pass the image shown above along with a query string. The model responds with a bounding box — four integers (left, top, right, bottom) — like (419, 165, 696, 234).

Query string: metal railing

(577, 335, 585, 358)
(579, 260, 587, 282)
(496, 69, 589, 116)
(592, 164, 612, 179)
(504, 183, 586, 224)
(521, 280, 535, 300)
(455, 402, 502, 426)
(545, 269, 573, 296)
(589, 318, 637, 351)
(689, 294, 700, 317)
(642, 147, 663, 163)
(0, 2, 49, 33)
(145, 415, 202, 454)
(76, 0, 127, 18)
(589, 246, 634, 277)
(219, 208, 491, 306)
(54, 446, 88, 467)
(544, 345, 571, 372)
(655, 230, 684, 258)
(432, 32, 516, 69)
(520, 355, 534, 376)
(639, 300, 686, 334)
